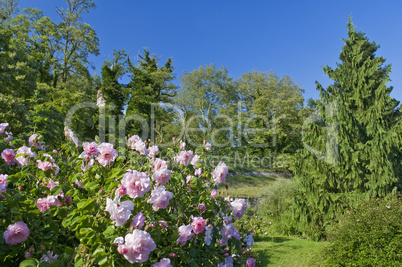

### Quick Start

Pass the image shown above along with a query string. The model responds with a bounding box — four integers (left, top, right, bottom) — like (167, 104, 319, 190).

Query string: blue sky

(19, 0, 402, 103)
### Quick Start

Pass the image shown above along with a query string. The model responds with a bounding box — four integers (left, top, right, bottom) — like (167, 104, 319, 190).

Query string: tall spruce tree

(291, 20, 401, 240)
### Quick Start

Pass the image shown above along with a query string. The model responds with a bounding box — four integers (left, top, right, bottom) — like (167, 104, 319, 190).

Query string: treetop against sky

(19, 0, 402, 103)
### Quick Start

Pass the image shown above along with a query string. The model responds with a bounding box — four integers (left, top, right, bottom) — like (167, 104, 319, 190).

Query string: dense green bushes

(257, 180, 299, 235)
(324, 197, 402, 266)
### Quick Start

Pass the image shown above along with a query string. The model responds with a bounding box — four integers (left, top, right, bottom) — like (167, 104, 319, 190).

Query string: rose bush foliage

(0, 124, 256, 266)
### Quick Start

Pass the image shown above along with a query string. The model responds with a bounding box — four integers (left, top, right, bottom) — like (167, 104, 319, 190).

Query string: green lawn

(253, 235, 327, 266)
(217, 173, 289, 198)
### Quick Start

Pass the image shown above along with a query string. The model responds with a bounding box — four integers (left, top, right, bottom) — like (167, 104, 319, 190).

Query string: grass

(218, 175, 276, 198)
(253, 235, 328, 266)
(224, 170, 328, 266)
(217, 173, 290, 199)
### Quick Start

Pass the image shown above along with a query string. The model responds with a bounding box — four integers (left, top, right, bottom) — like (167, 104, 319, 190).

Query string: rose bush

(0, 123, 257, 266)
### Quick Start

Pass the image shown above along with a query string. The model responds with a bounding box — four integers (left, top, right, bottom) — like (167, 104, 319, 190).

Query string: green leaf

(11, 206, 21, 214)
(79, 227, 94, 236)
(102, 227, 115, 238)
(96, 255, 108, 265)
(64, 246, 74, 255)
(19, 258, 39, 267)
(62, 210, 77, 227)
(77, 198, 95, 210)
(51, 186, 62, 196)
(85, 181, 100, 190)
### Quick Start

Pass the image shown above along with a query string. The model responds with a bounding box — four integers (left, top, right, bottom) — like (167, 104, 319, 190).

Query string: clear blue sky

(19, 0, 402, 104)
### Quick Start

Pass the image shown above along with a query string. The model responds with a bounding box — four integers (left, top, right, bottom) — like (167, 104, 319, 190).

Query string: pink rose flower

(37, 160, 53, 172)
(74, 179, 84, 189)
(159, 220, 168, 229)
(0, 123, 9, 134)
(176, 224, 193, 246)
(198, 203, 206, 213)
(0, 185, 6, 198)
(243, 233, 254, 249)
(117, 185, 127, 196)
(212, 162, 229, 185)
(40, 251, 58, 263)
(218, 223, 239, 246)
(230, 198, 247, 220)
(175, 150, 193, 166)
(153, 258, 173, 267)
(5, 132, 12, 144)
(118, 230, 156, 264)
(204, 225, 213, 245)
(130, 211, 146, 229)
(148, 145, 159, 158)
(0, 183, 7, 197)
(105, 195, 134, 227)
(223, 216, 232, 224)
(15, 146, 36, 166)
(211, 189, 218, 199)
(186, 175, 194, 184)
(121, 170, 151, 198)
(127, 135, 141, 149)
(246, 258, 256, 267)
(83, 142, 99, 157)
(37, 160, 59, 176)
(191, 216, 206, 234)
(152, 168, 172, 185)
(118, 244, 128, 254)
(153, 158, 168, 171)
(3, 221, 30, 245)
(28, 134, 44, 150)
(81, 158, 94, 172)
(36, 195, 61, 213)
(218, 256, 233, 267)
(1, 149, 16, 165)
(114, 236, 124, 245)
(191, 154, 200, 166)
(0, 174, 8, 196)
(133, 140, 149, 156)
(96, 143, 118, 166)
(195, 168, 202, 177)
(147, 186, 173, 211)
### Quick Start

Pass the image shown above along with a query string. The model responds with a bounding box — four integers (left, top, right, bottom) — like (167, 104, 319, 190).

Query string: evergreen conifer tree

(125, 50, 176, 139)
(291, 19, 401, 240)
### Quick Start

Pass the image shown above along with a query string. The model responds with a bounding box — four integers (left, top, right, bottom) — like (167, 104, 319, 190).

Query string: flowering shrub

(0, 123, 256, 266)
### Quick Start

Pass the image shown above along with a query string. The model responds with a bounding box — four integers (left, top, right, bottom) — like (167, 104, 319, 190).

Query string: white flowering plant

(0, 123, 257, 266)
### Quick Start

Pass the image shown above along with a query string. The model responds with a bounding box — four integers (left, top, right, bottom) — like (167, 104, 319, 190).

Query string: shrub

(257, 179, 299, 235)
(324, 196, 402, 266)
(0, 124, 257, 266)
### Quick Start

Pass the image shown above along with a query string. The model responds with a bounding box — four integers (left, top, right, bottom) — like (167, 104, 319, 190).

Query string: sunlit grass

(218, 174, 290, 198)
(253, 235, 328, 266)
